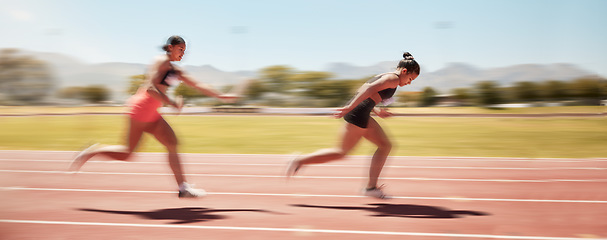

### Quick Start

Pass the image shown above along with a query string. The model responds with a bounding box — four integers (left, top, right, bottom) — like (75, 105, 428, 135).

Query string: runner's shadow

(291, 203, 489, 219)
(79, 207, 277, 224)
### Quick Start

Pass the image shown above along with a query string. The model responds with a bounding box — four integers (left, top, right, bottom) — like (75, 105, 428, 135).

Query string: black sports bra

(159, 69, 180, 86)
(367, 73, 397, 100)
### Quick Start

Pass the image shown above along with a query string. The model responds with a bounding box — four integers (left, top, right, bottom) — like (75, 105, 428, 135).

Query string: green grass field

(0, 105, 605, 115)
(0, 114, 605, 158)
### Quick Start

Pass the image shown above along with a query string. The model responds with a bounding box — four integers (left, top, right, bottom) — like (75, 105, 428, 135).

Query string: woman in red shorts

(70, 36, 237, 198)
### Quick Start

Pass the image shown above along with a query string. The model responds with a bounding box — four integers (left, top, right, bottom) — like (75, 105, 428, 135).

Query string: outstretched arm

(175, 69, 238, 103)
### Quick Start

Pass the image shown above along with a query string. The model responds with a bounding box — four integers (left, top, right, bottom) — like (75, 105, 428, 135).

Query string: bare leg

(70, 117, 148, 171)
(150, 117, 184, 186)
(363, 118, 393, 189)
(287, 123, 366, 176)
(150, 117, 205, 198)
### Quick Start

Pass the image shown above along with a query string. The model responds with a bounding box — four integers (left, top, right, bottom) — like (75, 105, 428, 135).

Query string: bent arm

(372, 106, 393, 118)
(333, 75, 399, 119)
(343, 75, 399, 111)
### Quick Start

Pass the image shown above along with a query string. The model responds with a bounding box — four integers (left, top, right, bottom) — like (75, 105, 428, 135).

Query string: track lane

(0, 151, 605, 239)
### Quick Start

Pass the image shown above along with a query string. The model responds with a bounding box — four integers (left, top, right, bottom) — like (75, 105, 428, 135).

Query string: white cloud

(8, 9, 34, 22)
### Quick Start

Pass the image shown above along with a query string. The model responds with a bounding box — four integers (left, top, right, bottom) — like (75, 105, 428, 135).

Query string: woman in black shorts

(286, 52, 420, 199)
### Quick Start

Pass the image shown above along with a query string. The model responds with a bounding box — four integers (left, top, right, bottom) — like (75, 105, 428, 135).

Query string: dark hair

(162, 35, 186, 52)
(397, 52, 420, 74)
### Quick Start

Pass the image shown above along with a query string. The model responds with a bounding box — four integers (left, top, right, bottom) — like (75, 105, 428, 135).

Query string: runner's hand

(333, 106, 352, 119)
(218, 94, 240, 104)
(173, 95, 184, 113)
(376, 108, 393, 118)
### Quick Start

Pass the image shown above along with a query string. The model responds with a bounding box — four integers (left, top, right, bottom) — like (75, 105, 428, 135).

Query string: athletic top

(368, 73, 397, 105)
(159, 68, 181, 87)
(342, 73, 399, 128)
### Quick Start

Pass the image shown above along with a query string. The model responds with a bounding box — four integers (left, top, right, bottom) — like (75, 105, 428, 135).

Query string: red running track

(0, 150, 606, 240)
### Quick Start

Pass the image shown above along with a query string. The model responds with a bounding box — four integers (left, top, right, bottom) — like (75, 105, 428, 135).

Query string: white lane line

(1, 150, 605, 162)
(2, 187, 606, 203)
(0, 219, 600, 240)
(1, 159, 605, 170)
(1, 169, 606, 182)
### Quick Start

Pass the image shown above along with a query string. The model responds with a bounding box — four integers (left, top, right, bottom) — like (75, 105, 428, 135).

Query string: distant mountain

(19, 50, 601, 101)
(327, 61, 596, 92)
(325, 61, 396, 79)
(23, 51, 254, 101)
(182, 64, 254, 86)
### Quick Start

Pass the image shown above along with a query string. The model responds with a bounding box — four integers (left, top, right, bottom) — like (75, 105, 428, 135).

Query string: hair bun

(162, 35, 186, 52)
(403, 52, 414, 60)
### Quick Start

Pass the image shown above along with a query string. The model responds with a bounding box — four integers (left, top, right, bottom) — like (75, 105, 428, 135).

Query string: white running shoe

(285, 153, 302, 178)
(362, 185, 392, 199)
(178, 183, 207, 198)
(69, 143, 99, 172)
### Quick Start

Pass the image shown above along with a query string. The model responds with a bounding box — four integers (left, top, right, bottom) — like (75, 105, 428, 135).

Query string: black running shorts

(343, 98, 375, 128)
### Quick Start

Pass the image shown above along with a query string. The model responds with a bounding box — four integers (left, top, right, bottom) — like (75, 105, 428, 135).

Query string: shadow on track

(79, 207, 282, 224)
(291, 203, 489, 219)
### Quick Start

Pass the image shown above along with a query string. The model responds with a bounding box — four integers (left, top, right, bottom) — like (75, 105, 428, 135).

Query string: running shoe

(285, 153, 302, 178)
(362, 184, 391, 199)
(178, 183, 207, 198)
(69, 143, 99, 172)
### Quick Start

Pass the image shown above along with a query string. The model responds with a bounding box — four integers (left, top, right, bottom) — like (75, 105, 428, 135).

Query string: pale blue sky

(1, 0, 606, 76)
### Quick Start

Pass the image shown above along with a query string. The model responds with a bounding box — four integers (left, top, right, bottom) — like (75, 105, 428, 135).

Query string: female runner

(70, 36, 238, 198)
(286, 52, 420, 199)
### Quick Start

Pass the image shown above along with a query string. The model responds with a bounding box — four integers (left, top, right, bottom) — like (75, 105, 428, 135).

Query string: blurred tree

(290, 71, 332, 102)
(174, 83, 206, 102)
(540, 80, 569, 101)
(600, 77, 607, 101)
(500, 86, 516, 103)
(57, 86, 85, 99)
(244, 79, 267, 101)
(290, 71, 333, 92)
(568, 76, 606, 105)
(127, 74, 146, 95)
(258, 65, 295, 93)
(306, 79, 358, 107)
(397, 91, 421, 106)
(512, 81, 539, 102)
(569, 77, 602, 99)
(221, 84, 233, 93)
(420, 87, 438, 107)
(0, 49, 54, 104)
(474, 81, 503, 106)
(451, 88, 471, 105)
(81, 85, 110, 103)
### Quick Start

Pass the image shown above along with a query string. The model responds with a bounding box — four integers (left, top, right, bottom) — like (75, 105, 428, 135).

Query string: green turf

(391, 106, 607, 114)
(1, 105, 605, 115)
(0, 115, 605, 158)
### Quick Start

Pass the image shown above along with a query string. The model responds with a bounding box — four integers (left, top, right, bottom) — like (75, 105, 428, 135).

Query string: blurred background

(0, 0, 605, 108)
(1, 3, 605, 239)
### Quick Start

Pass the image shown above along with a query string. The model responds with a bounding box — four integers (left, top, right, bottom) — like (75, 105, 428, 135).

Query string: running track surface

(1, 151, 606, 240)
